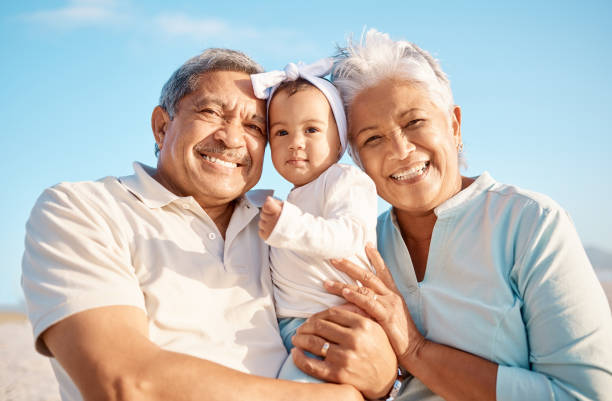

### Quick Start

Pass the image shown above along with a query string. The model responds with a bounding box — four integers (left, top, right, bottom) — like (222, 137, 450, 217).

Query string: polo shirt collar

(120, 162, 273, 210)
(119, 162, 181, 208)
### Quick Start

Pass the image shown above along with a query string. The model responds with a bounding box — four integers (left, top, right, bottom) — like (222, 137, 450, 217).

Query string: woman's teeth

(202, 154, 238, 168)
(391, 161, 429, 180)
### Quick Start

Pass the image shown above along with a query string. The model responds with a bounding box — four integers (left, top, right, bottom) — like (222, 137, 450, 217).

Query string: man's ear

(151, 106, 171, 151)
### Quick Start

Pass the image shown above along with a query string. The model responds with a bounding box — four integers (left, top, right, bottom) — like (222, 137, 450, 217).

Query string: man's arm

(43, 305, 362, 401)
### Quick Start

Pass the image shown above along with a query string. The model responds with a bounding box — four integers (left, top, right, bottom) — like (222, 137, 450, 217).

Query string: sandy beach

(2, 279, 611, 401)
(0, 314, 59, 401)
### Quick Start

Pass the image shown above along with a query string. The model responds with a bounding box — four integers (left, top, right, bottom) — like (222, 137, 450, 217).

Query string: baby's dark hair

(273, 78, 319, 99)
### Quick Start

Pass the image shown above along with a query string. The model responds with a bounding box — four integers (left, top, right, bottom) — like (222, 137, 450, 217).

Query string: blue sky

(1, 0, 611, 305)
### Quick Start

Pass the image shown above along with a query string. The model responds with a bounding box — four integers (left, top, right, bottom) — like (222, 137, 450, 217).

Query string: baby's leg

(277, 317, 323, 383)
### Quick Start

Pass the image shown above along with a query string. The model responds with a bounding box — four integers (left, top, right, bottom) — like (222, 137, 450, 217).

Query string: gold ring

(321, 342, 330, 358)
(373, 294, 378, 302)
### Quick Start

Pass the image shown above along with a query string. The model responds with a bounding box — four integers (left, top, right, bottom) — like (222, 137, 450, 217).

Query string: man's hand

(258, 196, 283, 240)
(292, 307, 398, 400)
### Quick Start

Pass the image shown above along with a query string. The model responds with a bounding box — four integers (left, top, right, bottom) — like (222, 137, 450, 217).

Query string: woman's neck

(394, 208, 436, 282)
(394, 208, 437, 244)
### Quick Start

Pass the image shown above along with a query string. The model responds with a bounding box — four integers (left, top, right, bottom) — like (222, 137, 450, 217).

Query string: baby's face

(268, 87, 341, 187)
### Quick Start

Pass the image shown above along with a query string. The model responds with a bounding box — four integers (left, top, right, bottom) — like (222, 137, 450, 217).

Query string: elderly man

(21, 48, 397, 401)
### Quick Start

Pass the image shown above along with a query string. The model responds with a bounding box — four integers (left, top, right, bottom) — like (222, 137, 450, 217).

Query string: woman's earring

(457, 142, 464, 153)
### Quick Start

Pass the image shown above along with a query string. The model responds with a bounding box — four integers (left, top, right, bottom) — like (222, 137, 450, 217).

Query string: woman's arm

(498, 206, 612, 400)
(327, 246, 498, 401)
(329, 237, 612, 401)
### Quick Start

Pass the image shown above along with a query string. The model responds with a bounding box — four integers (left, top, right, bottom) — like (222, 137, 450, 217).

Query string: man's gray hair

(155, 48, 263, 157)
(159, 48, 264, 119)
(332, 29, 454, 112)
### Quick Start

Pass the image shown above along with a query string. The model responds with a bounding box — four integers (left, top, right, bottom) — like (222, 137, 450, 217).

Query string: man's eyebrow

(251, 114, 265, 124)
(192, 96, 225, 108)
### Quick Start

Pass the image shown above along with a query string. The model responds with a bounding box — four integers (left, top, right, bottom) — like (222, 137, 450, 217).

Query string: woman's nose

(390, 129, 415, 160)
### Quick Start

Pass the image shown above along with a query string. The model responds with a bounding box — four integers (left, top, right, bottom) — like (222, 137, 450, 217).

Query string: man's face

(153, 70, 267, 208)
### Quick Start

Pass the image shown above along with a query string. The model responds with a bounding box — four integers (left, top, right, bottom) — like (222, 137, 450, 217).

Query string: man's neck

(201, 200, 236, 239)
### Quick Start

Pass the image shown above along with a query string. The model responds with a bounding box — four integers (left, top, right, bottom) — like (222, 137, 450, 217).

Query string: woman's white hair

(332, 29, 454, 112)
(332, 29, 464, 168)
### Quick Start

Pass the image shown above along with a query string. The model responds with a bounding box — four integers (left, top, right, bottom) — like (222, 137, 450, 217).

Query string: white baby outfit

(266, 163, 378, 318)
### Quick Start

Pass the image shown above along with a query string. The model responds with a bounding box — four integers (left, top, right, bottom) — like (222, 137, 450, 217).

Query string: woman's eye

(404, 119, 425, 128)
(363, 135, 382, 146)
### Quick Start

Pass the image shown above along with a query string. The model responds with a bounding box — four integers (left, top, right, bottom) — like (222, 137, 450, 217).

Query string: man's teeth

(202, 154, 238, 168)
(391, 162, 429, 180)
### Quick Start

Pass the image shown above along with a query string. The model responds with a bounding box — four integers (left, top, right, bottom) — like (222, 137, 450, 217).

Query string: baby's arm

(258, 197, 284, 240)
(263, 166, 377, 259)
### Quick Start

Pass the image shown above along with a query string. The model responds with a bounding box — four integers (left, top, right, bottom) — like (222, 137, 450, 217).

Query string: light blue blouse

(378, 172, 612, 400)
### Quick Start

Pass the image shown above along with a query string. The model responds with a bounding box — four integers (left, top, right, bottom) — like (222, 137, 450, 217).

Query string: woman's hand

(291, 306, 398, 400)
(327, 244, 426, 363)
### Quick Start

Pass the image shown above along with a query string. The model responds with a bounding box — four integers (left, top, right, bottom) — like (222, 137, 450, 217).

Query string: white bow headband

(250, 58, 348, 158)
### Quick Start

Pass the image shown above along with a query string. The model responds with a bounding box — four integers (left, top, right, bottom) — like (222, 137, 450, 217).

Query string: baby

(251, 59, 378, 382)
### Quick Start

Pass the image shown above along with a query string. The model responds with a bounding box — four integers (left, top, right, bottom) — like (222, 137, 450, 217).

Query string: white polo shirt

(22, 162, 287, 401)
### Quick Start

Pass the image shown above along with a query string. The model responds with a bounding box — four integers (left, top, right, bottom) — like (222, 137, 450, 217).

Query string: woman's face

(349, 78, 462, 215)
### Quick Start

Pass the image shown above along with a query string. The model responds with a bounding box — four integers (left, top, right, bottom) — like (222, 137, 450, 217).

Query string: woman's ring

(321, 342, 330, 358)
(373, 294, 378, 302)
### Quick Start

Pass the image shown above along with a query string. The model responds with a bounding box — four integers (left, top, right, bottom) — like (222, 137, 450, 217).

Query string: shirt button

(182, 204, 190, 210)
(208, 233, 216, 240)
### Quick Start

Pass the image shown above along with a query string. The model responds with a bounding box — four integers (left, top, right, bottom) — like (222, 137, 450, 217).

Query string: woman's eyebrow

(398, 108, 423, 118)
(355, 125, 378, 137)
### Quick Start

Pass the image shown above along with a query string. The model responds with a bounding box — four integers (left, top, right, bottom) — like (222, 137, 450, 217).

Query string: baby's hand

(259, 196, 283, 240)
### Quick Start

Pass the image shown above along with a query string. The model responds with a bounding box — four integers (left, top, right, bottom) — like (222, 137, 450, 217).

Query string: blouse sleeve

(496, 203, 612, 400)
(265, 166, 378, 259)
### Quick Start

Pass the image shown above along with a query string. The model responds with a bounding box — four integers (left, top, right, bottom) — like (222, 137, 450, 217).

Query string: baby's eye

(305, 127, 319, 134)
(276, 130, 288, 137)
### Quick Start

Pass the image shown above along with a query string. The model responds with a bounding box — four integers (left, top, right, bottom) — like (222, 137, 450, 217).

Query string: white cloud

(22, 0, 122, 27)
(20, 3, 322, 61)
(153, 13, 259, 40)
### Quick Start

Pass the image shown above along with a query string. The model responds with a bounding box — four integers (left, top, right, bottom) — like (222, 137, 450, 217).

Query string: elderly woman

(293, 30, 612, 400)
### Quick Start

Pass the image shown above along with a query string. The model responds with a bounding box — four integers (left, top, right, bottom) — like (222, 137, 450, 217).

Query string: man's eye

(305, 127, 319, 134)
(201, 108, 220, 116)
(246, 124, 263, 134)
